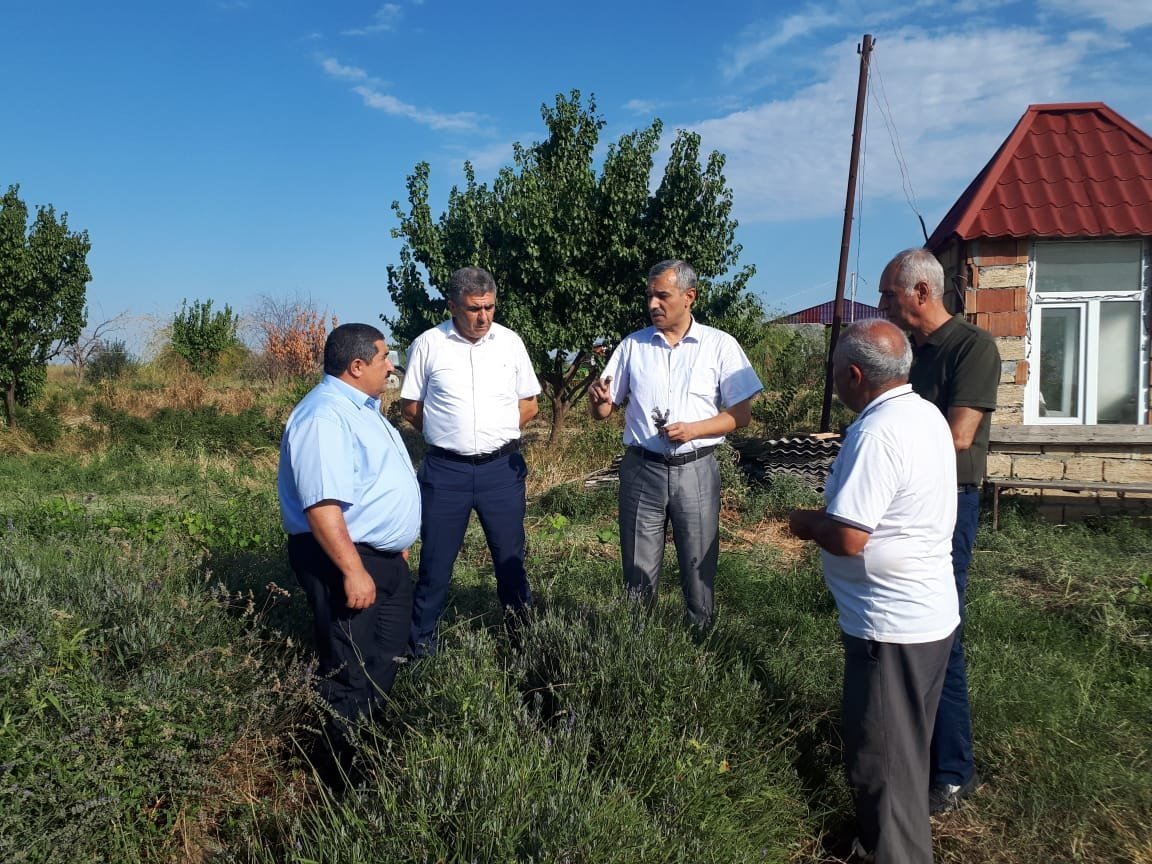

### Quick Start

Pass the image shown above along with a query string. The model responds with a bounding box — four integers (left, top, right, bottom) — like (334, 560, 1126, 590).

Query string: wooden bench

(985, 478, 1152, 529)
(986, 425, 1152, 528)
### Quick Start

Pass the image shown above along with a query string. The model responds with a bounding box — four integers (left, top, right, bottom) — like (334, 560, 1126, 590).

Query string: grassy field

(1, 374, 1149, 863)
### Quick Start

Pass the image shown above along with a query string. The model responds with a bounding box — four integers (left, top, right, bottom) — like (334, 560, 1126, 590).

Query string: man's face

(647, 270, 695, 332)
(358, 339, 394, 395)
(448, 292, 496, 342)
(877, 263, 920, 330)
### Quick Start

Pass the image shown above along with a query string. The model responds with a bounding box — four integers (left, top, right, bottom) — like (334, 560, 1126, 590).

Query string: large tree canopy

(0, 185, 91, 425)
(384, 91, 762, 441)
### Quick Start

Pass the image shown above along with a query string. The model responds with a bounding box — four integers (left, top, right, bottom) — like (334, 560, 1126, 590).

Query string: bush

(87, 339, 138, 384)
(170, 298, 241, 376)
(91, 403, 281, 455)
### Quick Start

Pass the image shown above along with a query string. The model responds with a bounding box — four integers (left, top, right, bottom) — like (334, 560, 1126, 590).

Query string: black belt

(630, 444, 717, 467)
(426, 439, 520, 465)
(958, 483, 980, 493)
(290, 533, 403, 559)
(354, 542, 403, 559)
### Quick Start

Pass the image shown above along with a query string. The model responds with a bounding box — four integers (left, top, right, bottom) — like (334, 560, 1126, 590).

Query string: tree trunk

(3, 382, 15, 427)
(548, 396, 570, 444)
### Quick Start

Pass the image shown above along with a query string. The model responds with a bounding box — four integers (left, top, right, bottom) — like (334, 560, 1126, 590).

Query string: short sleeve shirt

(401, 320, 541, 455)
(277, 375, 421, 551)
(601, 319, 763, 454)
(909, 315, 1000, 485)
(821, 384, 960, 643)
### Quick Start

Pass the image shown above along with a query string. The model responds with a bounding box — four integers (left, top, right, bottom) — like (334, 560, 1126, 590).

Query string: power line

(870, 52, 928, 242)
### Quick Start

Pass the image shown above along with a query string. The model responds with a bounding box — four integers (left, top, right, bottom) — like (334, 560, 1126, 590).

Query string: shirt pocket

(687, 365, 720, 402)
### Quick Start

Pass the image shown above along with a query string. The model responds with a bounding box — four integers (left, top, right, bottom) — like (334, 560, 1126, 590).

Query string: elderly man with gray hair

(789, 318, 959, 864)
(879, 247, 998, 814)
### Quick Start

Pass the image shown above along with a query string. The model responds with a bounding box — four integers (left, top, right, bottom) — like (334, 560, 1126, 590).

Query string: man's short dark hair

(447, 266, 498, 304)
(324, 323, 384, 376)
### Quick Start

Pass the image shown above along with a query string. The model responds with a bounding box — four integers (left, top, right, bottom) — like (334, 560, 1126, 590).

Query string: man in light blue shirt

(278, 323, 420, 763)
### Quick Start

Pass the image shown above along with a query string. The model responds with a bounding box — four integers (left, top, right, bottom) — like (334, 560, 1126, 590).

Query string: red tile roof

(776, 299, 884, 325)
(927, 103, 1152, 250)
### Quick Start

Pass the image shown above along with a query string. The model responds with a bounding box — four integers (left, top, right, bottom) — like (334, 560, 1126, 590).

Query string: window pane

(1035, 241, 1142, 293)
(1097, 301, 1141, 424)
(1039, 307, 1081, 417)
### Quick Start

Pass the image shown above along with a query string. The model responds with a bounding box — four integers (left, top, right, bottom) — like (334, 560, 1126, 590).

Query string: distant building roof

(776, 299, 884, 325)
(928, 102, 1152, 249)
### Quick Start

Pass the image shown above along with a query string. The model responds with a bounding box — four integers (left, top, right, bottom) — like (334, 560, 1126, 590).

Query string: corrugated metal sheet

(928, 102, 1152, 249)
(777, 300, 884, 325)
(582, 436, 842, 492)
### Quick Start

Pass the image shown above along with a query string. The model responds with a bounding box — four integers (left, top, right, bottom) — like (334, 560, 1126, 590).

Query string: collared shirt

(821, 384, 960, 644)
(910, 314, 999, 485)
(601, 318, 763, 454)
(401, 319, 541, 455)
(278, 375, 420, 551)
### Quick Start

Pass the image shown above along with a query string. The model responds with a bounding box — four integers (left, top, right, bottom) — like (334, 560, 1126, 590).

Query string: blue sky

(4, 1, 1151, 353)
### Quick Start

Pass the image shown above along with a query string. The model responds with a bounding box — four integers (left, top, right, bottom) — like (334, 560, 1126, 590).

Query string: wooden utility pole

(820, 33, 874, 432)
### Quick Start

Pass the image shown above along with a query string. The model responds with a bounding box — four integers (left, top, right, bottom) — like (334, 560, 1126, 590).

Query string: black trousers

(842, 631, 953, 864)
(288, 533, 412, 742)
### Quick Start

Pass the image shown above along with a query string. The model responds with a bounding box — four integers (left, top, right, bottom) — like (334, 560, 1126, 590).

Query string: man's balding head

(833, 319, 912, 411)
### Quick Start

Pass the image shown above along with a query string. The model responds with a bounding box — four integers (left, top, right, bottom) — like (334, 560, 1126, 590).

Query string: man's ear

(848, 363, 864, 386)
(915, 281, 931, 304)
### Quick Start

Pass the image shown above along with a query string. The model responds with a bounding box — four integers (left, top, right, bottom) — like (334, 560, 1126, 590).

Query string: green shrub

(12, 397, 64, 447)
(87, 339, 138, 384)
(91, 403, 280, 455)
(170, 298, 241, 376)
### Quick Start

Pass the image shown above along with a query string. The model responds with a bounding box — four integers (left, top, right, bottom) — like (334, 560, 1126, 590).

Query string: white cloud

(722, 9, 841, 80)
(1039, 0, 1152, 31)
(352, 85, 480, 132)
(693, 26, 1104, 223)
(343, 4, 403, 36)
(623, 99, 659, 115)
(320, 57, 369, 81)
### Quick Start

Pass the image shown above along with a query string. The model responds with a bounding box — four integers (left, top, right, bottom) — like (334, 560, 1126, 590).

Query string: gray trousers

(617, 448, 720, 626)
(842, 631, 954, 864)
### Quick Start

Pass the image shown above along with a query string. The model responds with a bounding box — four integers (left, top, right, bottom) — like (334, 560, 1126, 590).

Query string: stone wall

(986, 437, 1152, 521)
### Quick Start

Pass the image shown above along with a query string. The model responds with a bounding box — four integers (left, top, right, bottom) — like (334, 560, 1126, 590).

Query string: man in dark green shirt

(879, 247, 999, 814)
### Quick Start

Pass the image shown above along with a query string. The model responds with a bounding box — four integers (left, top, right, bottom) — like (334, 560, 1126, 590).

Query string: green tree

(0, 184, 91, 425)
(170, 298, 241, 376)
(385, 91, 762, 442)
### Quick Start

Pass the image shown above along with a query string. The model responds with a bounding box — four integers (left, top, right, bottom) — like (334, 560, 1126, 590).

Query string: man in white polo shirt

(400, 266, 541, 656)
(789, 318, 959, 864)
(588, 259, 762, 627)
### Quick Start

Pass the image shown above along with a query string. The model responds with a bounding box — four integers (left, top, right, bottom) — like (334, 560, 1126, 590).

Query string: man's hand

(588, 376, 612, 405)
(343, 566, 377, 610)
(662, 421, 698, 444)
(788, 509, 818, 540)
(588, 376, 613, 419)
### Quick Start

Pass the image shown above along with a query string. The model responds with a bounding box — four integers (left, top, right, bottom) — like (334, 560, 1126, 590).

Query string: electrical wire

(870, 52, 927, 242)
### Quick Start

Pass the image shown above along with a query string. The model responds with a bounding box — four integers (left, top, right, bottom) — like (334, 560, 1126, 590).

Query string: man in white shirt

(400, 266, 541, 656)
(789, 318, 959, 864)
(588, 259, 762, 627)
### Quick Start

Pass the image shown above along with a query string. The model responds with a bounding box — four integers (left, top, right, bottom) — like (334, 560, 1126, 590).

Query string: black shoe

(930, 770, 982, 814)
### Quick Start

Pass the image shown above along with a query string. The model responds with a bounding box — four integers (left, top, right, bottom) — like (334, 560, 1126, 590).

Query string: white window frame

(1024, 239, 1149, 425)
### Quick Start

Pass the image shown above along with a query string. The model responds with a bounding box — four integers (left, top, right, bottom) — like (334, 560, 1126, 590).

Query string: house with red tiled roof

(926, 102, 1152, 519)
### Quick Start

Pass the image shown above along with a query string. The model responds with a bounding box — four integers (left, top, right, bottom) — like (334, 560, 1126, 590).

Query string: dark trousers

(931, 487, 979, 787)
(288, 533, 412, 743)
(842, 632, 953, 864)
(409, 451, 532, 654)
